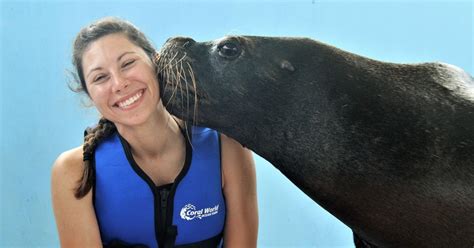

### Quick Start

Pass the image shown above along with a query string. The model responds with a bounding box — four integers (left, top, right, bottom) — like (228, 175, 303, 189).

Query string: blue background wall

(1, 0, 472, 247)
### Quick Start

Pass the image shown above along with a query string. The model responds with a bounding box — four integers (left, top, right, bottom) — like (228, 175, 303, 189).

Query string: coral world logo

(180, 203, 219, 221)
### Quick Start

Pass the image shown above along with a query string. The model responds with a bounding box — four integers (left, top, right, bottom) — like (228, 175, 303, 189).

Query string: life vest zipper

(158, 187, 170, 247)
(160, 188, 169, 233)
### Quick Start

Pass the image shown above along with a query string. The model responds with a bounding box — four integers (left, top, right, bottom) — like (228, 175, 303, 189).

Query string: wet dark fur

(157, 36, 474, 247)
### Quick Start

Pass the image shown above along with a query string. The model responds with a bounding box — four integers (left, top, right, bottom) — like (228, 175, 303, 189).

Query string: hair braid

(74, 117, 116, 199)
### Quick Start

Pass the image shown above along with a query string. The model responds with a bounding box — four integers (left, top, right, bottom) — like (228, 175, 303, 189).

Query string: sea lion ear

(280, 60, 295, 73)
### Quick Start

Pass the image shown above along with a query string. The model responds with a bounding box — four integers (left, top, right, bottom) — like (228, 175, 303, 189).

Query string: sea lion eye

(217, 42, 241, 59)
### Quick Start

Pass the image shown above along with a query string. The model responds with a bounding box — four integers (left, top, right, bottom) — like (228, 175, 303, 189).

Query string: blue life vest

(92, 126, 226, 248)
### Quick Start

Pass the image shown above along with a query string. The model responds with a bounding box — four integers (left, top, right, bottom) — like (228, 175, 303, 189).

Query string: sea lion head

(156, 35, 328, 131)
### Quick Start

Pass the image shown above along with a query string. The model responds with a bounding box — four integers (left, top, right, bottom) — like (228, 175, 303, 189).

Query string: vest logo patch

(180, 204, 219, 221)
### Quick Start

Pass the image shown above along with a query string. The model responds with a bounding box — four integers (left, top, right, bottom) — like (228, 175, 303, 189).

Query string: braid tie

(82, 152, 93, 161)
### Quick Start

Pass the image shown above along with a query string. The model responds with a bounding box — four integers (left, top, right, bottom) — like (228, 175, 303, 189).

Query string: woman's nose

(111, 73, 129, 92)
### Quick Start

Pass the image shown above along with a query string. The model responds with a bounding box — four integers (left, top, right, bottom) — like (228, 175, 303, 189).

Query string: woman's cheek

(90, 90, 107, 109)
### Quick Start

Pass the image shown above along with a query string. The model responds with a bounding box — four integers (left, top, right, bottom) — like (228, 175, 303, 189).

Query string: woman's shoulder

(51, 146, 84, 184)
(219, 133, 247, 152)
(219, 133, 254, 179)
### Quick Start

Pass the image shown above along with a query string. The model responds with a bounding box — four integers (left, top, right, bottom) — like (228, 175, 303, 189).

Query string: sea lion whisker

(156, 48, 172, 71)
(176, 60, 186, 120)
(165, 51, 180, 69)
(163, 61, 180, 108)
(180, 60, 192, 123)
(185, 61, 199, 126)
(165, 51, 187, 70)
(175, 53, 188, 66)
(183, 66, 191, 124)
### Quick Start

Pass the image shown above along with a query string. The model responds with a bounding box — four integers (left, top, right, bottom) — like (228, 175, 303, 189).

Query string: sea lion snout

(165, 36, 196, 48)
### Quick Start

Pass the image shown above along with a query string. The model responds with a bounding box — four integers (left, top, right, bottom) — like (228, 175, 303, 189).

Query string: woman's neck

(115, 103, 183, 160)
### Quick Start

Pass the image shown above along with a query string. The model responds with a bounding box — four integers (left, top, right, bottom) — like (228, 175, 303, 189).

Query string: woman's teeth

(118, 90, 143, 108)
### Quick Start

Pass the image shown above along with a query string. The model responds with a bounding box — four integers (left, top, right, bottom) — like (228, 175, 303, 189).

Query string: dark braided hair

(71, 17, 157, 198)
(76, 118, 116, 198)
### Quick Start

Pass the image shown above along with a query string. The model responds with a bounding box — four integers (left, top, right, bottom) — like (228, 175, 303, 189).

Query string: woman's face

(82, 33, 160, 128)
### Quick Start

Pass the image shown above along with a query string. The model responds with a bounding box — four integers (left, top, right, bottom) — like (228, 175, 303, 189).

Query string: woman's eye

(93, 74, 106, 83)
(122, 59, 135, 68)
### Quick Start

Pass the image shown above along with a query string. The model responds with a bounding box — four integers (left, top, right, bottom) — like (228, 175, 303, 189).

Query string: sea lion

(156, 35, 474, 247)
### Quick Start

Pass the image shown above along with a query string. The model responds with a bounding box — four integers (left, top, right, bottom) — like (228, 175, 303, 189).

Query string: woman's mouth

(115, 89, 145, 109)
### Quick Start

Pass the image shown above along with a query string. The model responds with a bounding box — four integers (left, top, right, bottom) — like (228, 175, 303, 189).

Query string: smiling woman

(81, 34, 161, 128)
(50, 17, 258, 248)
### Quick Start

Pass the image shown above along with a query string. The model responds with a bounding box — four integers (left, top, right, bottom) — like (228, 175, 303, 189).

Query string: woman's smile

(114, 88, 146, 110)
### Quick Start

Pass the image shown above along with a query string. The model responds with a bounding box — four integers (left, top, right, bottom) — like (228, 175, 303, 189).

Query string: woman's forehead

(82, 34, 145, 69)
(85, 34, 138, 57)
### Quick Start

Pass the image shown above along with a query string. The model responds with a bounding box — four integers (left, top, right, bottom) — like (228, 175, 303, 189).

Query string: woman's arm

(51, 146, 102, 247)
(220, 134, 259, 247)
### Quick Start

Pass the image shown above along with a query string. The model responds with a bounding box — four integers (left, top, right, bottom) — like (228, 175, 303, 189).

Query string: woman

(51, 17, 258, 248)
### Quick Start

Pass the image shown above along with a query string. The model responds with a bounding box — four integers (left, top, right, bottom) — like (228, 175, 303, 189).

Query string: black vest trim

(175, 233, 223, 248)
(118, 126, 193, 248)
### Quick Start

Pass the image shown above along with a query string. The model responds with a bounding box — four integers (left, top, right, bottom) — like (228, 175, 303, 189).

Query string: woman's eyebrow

(117, 51, 136, 61)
